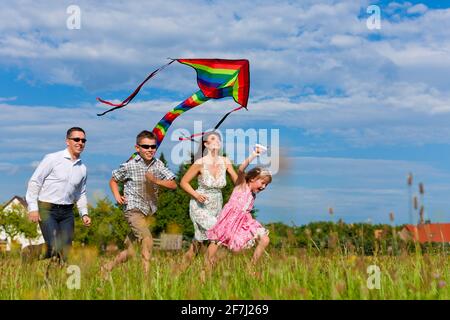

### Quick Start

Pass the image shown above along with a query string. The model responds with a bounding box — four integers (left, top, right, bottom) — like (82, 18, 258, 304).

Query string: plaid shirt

(112, 155, 176, 215)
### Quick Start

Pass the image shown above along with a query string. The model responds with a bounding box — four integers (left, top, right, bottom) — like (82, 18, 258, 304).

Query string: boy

(103, 130, 176, 274)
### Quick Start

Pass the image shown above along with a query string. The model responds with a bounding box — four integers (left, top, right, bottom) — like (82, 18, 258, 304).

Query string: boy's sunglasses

(139, 144, 157, 150)
(68, 137, 87, 143)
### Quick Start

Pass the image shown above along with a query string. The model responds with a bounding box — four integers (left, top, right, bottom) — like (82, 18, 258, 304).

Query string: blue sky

(1, 0, 450, 226)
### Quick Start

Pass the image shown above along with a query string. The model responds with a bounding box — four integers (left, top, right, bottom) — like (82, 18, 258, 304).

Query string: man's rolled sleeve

(76, 175, 89, 217)
(25, 155, 52, 212)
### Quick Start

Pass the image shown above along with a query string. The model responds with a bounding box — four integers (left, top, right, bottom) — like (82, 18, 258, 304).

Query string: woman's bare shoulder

(193, 158, 204, 165)
(221, 156, 233, 165)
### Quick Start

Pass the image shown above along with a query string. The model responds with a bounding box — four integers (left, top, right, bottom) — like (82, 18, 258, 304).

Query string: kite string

(178, 105, 246, 142)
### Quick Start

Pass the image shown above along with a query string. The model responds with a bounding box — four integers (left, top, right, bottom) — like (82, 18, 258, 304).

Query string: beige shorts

(124, 209, 152, 243)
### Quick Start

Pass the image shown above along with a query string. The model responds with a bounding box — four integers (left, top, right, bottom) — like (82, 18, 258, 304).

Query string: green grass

(0, 247, 448, 299)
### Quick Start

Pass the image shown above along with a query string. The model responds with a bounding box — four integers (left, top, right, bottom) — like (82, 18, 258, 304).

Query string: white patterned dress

(189, 158, 227, 241)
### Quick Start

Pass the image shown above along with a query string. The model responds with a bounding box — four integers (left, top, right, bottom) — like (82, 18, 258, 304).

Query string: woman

(180, 132, 238, 262)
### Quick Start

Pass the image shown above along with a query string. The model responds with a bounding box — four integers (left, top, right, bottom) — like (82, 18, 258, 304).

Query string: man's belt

(38, 201, 74, 209)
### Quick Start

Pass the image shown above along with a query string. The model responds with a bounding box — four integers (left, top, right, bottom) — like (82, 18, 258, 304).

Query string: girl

(206, 146, 271, 268)
(180, 132, 238, 262)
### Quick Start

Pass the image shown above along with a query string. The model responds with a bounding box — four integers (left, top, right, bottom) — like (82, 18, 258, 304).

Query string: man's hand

(28, 211, 41, 223)
(82, 215, 91, 227)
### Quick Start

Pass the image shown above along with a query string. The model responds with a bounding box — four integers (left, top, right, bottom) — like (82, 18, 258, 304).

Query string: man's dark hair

(136, 130, 157, 145)
(66, 127, 85, 138)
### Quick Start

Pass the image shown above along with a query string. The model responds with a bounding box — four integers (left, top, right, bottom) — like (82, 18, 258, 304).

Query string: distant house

(374, 229, 384, 239)
(399, 223, 450, 243)
(4, 195, 28, 210)
(0, 195, 45, 252)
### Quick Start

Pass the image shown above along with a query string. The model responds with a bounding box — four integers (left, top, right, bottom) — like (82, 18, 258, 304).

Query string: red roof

(404, 223, 450, 243)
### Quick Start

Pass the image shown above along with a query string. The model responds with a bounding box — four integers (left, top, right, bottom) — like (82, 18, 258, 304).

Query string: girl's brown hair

(245, 167, 272, 184)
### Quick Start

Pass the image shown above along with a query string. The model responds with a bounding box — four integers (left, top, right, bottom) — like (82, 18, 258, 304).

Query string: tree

(74, 198, 130, 250)
(0, 204, 39, 243)
(153, 159, 195, 238)
(153, 153, 240, 240)
(159, 152, 168, 166)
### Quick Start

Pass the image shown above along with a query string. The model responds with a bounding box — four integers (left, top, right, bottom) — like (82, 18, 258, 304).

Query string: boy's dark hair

(245, 167, 272, 184)
(66, 127, 85, 138)
(136, 130, 157, 145)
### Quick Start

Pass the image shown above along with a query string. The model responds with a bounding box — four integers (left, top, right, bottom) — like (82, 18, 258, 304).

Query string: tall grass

(0, 246, 448, 300)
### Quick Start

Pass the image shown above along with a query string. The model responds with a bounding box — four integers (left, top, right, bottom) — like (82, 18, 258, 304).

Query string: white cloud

(0, 162, 20, 175)
(256, 155, 450, 224)
(407, 4, 428, 15)
(1, 1, 450, 224)
(0, 96, 17, 102)
(0, 1, 449, 103)
(282, 156, 450, 188)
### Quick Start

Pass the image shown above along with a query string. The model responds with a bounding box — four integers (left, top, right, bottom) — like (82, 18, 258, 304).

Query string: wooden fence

(153, 233, 183, 250)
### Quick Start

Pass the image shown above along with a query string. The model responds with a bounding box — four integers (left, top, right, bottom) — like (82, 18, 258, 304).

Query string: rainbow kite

(97, 58, 250, 148)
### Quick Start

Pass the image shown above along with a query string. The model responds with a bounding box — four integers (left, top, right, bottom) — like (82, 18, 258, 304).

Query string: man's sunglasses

(139, 144, 157, 150)
(68, 137, 87, 143)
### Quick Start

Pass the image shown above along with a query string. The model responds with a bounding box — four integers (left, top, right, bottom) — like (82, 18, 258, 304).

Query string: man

(26, 127, 91, 262)
(103, 130, 176, 274)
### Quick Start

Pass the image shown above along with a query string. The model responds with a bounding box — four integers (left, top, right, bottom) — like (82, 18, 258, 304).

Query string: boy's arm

(146, 174, 177, 190)
(111, 164, 128, 204)
(146, 160, 177, 190)
(110, 177, 127, 205)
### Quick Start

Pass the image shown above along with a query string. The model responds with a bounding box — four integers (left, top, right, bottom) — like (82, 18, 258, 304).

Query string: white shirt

(26, 149, 88, 216)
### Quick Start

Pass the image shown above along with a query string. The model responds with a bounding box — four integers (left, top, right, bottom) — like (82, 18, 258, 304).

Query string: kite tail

(96, 59, 176, 116)
(152, 90, 210, 147)
(126, 90, 209, 162)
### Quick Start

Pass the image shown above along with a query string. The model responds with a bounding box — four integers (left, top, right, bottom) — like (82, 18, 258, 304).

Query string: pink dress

(207, 184, 268, 252)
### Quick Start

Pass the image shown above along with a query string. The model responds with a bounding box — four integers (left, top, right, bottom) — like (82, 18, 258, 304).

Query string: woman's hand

(194, 192, 208, 203)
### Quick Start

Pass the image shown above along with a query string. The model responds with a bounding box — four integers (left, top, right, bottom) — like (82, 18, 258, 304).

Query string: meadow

(0, 246, 448, 300)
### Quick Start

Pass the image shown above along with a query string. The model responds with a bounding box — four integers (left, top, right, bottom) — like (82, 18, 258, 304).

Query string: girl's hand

(194, 192, 208, 203)
(253, 144, 267, 156)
